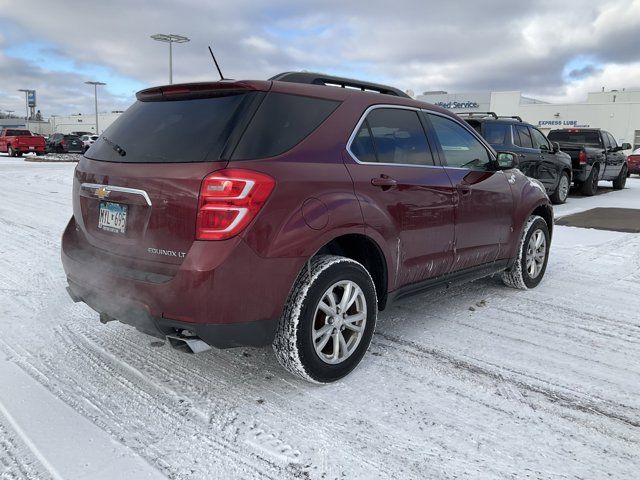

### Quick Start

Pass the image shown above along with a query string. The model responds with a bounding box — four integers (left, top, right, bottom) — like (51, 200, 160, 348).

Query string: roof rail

(269, 71, 410, 98)
(499, 115, 523, 122)
(455, 111, 498, 119)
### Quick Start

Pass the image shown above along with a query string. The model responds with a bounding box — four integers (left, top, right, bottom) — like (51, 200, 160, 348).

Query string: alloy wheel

(525, 229, 547, 279)
(312, 280, 367, 365)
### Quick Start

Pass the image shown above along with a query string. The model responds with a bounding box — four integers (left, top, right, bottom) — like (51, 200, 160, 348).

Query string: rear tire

(550, 172, 570, 204)
(273, 255, 377, 383)
(612, 165, 628, 190)
(502, 215, 550, 290)
(581, 166, 599, 196)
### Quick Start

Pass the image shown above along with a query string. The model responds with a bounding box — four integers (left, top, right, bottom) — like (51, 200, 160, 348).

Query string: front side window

(353, 108, 433, 165)
(607, 132, 617, 149)
(531, 127, 550, 151)
(427, 114, 492, 170)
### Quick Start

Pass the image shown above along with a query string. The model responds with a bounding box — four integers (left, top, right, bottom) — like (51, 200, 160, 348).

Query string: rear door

(345, 106, 455, 288)
(75, 91, 261, 265)
(424, 112, 514, 270)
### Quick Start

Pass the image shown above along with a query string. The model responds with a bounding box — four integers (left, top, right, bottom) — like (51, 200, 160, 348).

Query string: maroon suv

(62, 72, 553, 383)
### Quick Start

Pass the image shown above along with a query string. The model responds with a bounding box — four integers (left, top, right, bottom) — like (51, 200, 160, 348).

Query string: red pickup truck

(0, 128, 46, 157)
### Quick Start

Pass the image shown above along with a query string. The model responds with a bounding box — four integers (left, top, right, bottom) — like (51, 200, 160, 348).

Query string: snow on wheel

(502, 215, 550, 290)
(273, 255, 377, 383)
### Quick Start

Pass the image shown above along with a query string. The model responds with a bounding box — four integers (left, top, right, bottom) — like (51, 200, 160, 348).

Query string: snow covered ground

(1, 155, 639, 479)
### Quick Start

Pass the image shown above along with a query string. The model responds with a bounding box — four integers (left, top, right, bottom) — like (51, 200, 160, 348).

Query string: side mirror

(621, 142, 632, 150)
(496, 152, 518, 169)
(552, 142, 560, 153)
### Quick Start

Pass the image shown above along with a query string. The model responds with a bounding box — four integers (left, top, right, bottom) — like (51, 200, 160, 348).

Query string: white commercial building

(418, 89, 640, 150)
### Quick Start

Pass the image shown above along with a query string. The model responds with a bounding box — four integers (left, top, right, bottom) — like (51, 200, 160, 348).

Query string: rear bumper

(572, 165, 590, 183)
(61, 217, 303, 348)
(66, 280, 278, 347)
(15, 146, 45, 154)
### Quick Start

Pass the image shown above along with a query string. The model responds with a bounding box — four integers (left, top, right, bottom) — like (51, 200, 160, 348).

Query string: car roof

(136, 72, 457, 119)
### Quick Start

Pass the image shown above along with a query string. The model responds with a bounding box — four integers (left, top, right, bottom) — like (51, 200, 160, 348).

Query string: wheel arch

(315, 233, 389, 310)
(530, 202, 554, 239)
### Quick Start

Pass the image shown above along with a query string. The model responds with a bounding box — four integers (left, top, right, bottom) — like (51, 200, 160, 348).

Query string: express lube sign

(537, 120, 589, 127)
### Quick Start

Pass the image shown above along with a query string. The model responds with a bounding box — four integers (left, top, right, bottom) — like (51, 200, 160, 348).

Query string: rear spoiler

(136, 80, 271, 101)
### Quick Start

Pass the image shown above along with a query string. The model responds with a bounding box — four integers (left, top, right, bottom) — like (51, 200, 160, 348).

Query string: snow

(1, 154, 639, 479)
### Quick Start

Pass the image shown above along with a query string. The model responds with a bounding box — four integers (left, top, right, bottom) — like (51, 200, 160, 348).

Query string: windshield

(87, 92, 257, 163)
(547, 130, 602, 148)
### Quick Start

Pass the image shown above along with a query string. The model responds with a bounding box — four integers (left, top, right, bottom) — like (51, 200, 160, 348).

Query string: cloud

(0, 0, 639, 115)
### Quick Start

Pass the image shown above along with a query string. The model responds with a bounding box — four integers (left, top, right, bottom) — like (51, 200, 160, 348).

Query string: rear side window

(482, 123, 509, 145)
(350, 122, 377, 163)
(231, 93, 340, 160)
(359, 108, 433, 165)
(514, 125, 533, 148)
(88, 92, 257, 163)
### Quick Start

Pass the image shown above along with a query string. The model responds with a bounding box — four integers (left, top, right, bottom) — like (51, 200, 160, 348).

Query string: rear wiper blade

(101, 136, 126, 157)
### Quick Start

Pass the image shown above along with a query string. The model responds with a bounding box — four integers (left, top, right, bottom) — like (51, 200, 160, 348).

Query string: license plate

(98, 202, 128, 234)
(29, 146, 35, 150)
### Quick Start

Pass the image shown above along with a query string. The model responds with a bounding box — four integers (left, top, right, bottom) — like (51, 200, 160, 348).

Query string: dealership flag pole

(85, 81, 106, 134)
(151, 34, 190, 85)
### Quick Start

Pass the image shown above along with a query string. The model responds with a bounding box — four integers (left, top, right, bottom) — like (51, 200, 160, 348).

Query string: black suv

(462, 113, 572, 204)
(46, 133, 84, 154)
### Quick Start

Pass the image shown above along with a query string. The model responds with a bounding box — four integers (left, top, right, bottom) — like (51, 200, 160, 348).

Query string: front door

(530, 126, 561, 192)
(345, 107, 455, 290)
(424, 112, 514, 271)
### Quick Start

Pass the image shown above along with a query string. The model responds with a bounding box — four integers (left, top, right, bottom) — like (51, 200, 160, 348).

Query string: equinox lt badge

(147, 247, 186, 258)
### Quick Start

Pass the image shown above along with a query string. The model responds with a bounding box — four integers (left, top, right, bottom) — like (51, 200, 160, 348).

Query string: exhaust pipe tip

(166, 335, 212, 354)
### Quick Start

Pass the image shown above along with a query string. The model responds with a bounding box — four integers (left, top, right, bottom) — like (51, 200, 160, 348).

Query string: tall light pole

(150, 34, 190, 84)
(17, 89, 31, 121)
(85, 81, 106, 134)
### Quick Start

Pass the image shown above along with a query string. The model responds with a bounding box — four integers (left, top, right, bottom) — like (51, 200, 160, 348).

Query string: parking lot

(1, 156, 639, 479)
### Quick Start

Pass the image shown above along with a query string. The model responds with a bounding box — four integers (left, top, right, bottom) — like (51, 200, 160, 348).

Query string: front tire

(273, 255, 377, 383)
(502, 215, 550, 290)
(550, 172, 570, 204)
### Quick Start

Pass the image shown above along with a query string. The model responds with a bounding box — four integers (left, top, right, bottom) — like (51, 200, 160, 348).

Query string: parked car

(547, 128, 630, 195)
(627, 147, 640, 176)
(61, 72, 553, 383)
(71, 131, 93, 137)
(46, 133, 84, 154)
(0, 128, 46, 156)
(80, 134, 99, 152)
(461, 113, 572, 204)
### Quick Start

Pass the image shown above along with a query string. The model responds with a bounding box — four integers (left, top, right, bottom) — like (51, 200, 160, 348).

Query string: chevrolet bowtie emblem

(95, 186, 110, 199)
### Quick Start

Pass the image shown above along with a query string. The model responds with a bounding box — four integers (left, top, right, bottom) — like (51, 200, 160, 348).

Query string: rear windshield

(88, 92, 258, 163)
(548, 130, 602, 148)
(64, 135, 80, 140)
(87, 91, 340, 163)
(5, 129, 31, 136)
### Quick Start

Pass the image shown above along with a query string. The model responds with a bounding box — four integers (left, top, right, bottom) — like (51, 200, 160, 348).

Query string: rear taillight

(578, 150, 587, 165)
(196, 169, 275, 240)
(60, 140, 65, 146)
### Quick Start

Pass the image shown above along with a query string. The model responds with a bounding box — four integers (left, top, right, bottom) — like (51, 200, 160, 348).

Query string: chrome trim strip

(345, 104, 497, 168)
(81, 183, 152, 206)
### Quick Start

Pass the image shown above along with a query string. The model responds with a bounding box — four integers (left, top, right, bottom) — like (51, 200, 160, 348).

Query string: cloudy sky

(1, 0, 639, 116)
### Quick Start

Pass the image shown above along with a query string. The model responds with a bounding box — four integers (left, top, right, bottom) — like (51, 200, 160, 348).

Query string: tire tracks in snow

(373, 331, 640, 432)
